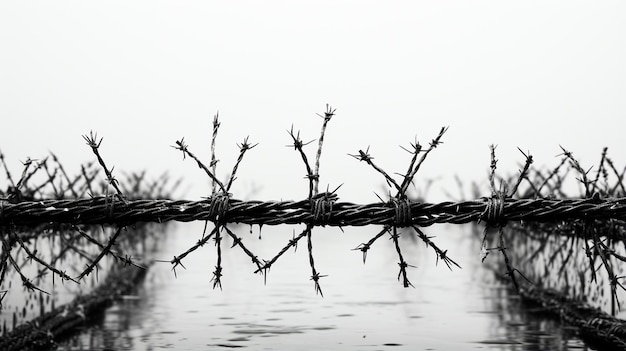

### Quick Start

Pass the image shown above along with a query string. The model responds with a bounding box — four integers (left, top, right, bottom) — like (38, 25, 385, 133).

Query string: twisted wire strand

(2, 196, 626, 229)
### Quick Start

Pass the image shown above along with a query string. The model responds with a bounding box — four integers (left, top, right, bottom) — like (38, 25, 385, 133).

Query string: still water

(58, 223, 590, 350)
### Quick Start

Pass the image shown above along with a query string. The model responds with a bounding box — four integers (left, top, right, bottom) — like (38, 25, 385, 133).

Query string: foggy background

(1, 3, 625, 348)
(1, 1, 625, 203)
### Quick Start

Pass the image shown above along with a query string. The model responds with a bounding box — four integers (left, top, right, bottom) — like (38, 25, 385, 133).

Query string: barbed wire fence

(0, 143, 179, 349)
(2, 105, 626, 348)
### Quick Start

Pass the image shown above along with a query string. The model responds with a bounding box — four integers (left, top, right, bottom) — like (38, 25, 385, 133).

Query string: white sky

(1, 1, 625, 202)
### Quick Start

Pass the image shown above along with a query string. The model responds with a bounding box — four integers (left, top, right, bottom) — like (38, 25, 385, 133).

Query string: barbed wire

(3, 105, 626, 348)
(1, 195, 626, 229)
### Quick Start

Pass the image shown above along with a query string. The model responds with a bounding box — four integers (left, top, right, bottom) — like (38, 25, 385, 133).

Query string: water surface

(59, 223, 592, 350)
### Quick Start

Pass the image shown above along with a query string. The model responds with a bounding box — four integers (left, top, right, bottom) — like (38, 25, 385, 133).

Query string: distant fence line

(2, 194, 626, 231)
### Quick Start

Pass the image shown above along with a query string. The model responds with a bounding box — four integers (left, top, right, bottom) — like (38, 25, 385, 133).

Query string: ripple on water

(233, 327, 304, 335)
(208, 343, 246, 348)
(268, 308, 307, 313)
(311, 326, 336, 331)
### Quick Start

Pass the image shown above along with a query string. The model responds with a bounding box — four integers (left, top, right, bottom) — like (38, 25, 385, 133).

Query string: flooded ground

(55, 223, 592, 350)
